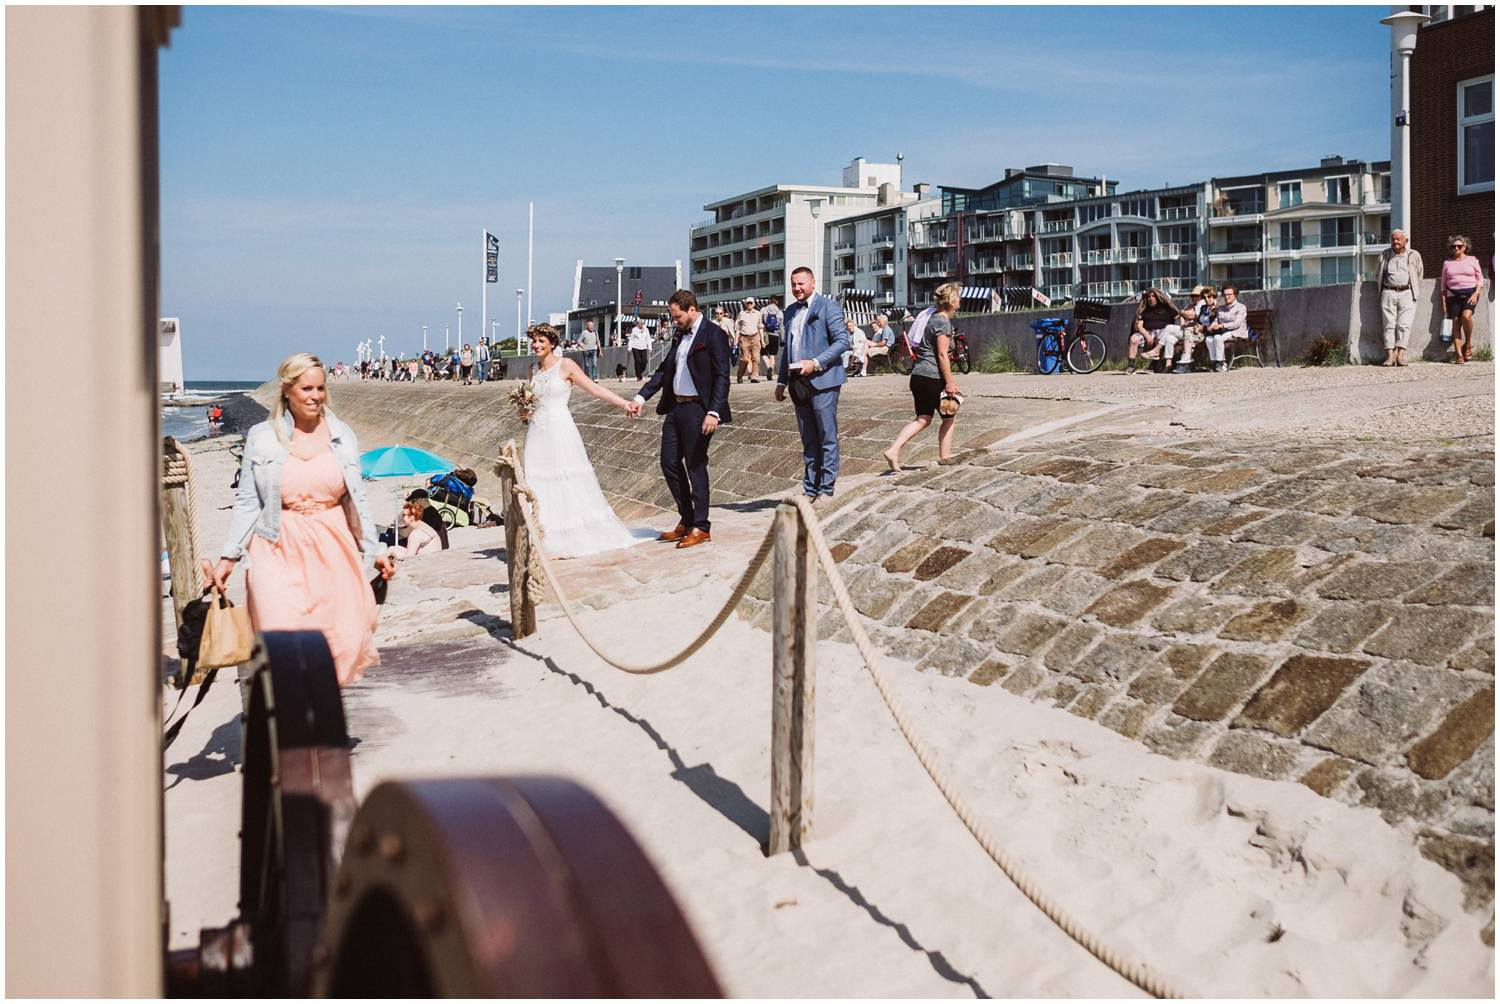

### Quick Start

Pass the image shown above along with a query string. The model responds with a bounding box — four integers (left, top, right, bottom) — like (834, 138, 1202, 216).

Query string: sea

(161, 379, 261, 442)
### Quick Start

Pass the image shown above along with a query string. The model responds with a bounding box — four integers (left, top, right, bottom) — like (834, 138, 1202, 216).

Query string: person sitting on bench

(1128, 288, 1188, 374)
(1204, 284, 1245, 372)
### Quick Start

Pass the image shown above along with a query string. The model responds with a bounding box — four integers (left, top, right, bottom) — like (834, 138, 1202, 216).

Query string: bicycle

(877, 327, 969, 375)
(1031, 300, 1108, 374)
(949, 329, 972, 375)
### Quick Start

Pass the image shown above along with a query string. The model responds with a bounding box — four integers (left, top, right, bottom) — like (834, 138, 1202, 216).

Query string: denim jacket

(220, 410, 384, 577)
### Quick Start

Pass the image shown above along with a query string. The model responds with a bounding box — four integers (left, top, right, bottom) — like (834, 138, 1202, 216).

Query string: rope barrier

(162, 438, 200, 561)
(493, 446, 1188, 998)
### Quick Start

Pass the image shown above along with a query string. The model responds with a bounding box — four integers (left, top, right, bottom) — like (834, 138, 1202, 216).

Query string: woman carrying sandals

(1442, 235, 1485, 364)
(882, 282, 963, 471)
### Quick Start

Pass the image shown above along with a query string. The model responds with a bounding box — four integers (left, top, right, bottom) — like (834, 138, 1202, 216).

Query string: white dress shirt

(789, 296, 812, 362)
(673, 316, 702, 398)
(634, 313, 720, 418)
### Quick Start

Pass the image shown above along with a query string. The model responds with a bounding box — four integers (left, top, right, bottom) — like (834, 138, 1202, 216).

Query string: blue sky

(161, 5, 1392, 378)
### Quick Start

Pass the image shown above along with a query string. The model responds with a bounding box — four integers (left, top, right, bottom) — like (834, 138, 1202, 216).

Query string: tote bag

(197, 587, 254, 669)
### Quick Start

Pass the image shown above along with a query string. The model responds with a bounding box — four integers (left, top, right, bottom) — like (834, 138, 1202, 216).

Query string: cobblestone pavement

(736, 432, 1496, 912)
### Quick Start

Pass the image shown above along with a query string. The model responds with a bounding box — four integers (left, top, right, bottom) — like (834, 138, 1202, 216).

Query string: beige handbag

(197, 586, 254, 669)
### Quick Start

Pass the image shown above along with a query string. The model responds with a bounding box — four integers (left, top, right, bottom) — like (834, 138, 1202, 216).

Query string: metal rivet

(312, 943, 330, 968)
(414, 899, 445, 933)
(349, 823, 374, 856)
(378, 833, 405, 863)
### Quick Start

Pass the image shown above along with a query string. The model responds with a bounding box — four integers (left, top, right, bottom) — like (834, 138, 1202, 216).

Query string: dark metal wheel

(237, 631, 355, 997)
(315, 776, 723, 998)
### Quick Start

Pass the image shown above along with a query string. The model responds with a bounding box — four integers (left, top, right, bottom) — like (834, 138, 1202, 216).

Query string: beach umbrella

(359, 445, 453, 479)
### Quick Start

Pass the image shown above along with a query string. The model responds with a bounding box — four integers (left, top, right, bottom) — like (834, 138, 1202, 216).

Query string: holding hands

(625, 400, 642, 418)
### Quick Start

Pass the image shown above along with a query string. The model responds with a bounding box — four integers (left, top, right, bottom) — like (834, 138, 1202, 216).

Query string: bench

(1225, 308, 1277, 368)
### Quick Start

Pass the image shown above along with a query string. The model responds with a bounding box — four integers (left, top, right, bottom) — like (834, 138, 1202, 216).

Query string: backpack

(764, 311, 780, 333)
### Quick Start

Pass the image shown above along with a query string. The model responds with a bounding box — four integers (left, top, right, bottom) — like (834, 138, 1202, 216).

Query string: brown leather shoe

(657, 523, 688, 542)
(675, 528, 711, 549)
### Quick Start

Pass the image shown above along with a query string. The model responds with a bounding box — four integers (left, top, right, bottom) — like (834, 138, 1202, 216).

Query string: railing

(833, 240, 855, 252)
(909, 232, 952, 249)
(969, 257, 1003, 273)
(1040, 219, 1073, 234)
(1212, 203, 1266, 218)
(1084, 280, 1146, 298)
(1266, 272, 1357, 290)
(1151, 243, 1193, 258)
(1157, 206, 1197, 220)
(869, 262, 896, 276)
(967, 226, 1006, 243)
(1044, 284, 1076, 300)
(870, 233, 896, 246)
(1044, 252, 1074, 268)
(833, 265, 854, 278)
(1265, 234, 1359, 251)
(1364, 232, 1391, 245)
(913, 263, 953, 278)
(1208, 241, 1263, 255)
(494, 443, 1193, 1000)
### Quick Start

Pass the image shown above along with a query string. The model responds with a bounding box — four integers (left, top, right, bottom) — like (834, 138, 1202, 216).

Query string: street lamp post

(516, 289, 524, 356)
(1380, 8, 1431, 232)
(455, 302, 462, 350)
(377, 335, 385, 361)
(613, 256, 626, 348)
(422, 325, 428, 352)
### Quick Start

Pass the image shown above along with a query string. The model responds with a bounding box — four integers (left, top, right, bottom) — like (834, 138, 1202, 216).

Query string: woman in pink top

(1441, 234, 1485, 363)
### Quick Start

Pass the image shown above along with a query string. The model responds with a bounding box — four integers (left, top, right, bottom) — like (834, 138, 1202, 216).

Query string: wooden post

(769, 501, 816, 855)
(160, 437, 200, 631)
(499, 447, 536, 639)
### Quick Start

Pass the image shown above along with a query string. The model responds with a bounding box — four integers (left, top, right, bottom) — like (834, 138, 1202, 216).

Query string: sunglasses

(1452, 244, 1466, 249)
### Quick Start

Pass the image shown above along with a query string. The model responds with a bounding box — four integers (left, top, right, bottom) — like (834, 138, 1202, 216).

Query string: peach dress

(245, 440, 379, 686)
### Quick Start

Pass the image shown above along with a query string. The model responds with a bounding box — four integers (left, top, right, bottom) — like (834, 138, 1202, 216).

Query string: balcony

(967, 225, 1006, 244)
(1207, 239, 1263, 262)
(1265, 272, 1357, 291)
(1044, 252, 1074, 268)
(1158, 278, 1197, 295)
(1152, 243, 1193, 259)
(968, 257, 1003, 274)
(1006, 255, 1035, 270)
(832, 239, 855, 252)
(870, 233, 896, 247)
(1265, 234, 1360, 254)
(1044, 284, 1076, 301)
(833, 264, 855, 278)
(1084, 280, 1146, 299)
(1158, 205, 1197, 221)
(909, 232, 952, 249)
(867, 263, 896, 276)
(913, 263, 954, 279)
(1080, 247, 1141, 266)
(1209, 202, 1267, 225)
(1364, 231, 1391, 248)
(1041, 219, 1073, 234)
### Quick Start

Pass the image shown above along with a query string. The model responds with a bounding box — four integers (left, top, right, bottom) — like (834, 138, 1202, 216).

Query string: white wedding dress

(523, 362, 640, 558)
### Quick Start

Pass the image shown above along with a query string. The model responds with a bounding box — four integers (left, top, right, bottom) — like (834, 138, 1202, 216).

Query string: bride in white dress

(521, 325, 643, 558)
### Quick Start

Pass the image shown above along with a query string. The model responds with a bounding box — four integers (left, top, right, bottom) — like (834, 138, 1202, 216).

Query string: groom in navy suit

(632, 289, 732, 549)
(775, 266, 850, 504)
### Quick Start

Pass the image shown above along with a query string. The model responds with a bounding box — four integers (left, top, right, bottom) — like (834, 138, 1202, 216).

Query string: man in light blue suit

(775, 266, 850, 504)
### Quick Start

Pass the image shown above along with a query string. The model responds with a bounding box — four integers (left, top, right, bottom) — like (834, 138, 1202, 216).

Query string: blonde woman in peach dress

(205, 353, 395, 685)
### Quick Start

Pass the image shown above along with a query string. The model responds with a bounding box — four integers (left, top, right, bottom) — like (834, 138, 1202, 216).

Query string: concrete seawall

(951, 279, 1493, 371)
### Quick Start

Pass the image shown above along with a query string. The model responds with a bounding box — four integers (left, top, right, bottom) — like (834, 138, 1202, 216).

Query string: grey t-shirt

(912, 312, 951, 379)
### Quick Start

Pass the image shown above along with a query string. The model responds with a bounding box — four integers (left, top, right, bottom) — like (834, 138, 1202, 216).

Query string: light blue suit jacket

(778, 292, 851, 392)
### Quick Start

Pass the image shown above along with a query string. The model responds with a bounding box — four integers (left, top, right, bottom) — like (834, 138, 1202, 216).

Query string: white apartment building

(689, 157, 906, 311)
(1208, 157, 1392, 292)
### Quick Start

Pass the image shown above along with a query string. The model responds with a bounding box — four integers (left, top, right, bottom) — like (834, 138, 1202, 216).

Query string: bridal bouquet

(508, 381, 539, 424)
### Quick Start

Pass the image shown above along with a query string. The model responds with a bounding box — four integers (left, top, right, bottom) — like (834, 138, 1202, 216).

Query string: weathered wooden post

(160, 438, 202, 667)
(769, 501, 816, 854)
(499, 442, 536, 639)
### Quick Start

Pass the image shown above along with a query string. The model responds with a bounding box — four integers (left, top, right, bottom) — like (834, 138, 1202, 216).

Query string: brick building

(1409, 5, 1494, 271)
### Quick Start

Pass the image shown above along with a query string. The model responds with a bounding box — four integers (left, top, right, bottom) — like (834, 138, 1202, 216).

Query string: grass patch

(975, 343, 1023, 373)
(1472, 344, 1493, 362)
(1095, 356, 1131, 372)
(1302, 335, 1351, 367)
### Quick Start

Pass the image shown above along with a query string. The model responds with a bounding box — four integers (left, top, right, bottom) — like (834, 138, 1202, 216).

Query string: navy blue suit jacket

(638, 316, 733, 422)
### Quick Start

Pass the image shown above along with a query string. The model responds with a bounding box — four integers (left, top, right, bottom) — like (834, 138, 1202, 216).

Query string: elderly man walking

(578, 320, 601, 380)
(1376, 229, 1423, 367)
(734, 297, 764, 383)
(775, 267, 850, 505)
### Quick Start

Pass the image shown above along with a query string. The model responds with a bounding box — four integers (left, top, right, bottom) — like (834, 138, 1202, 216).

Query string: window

(1459, 74, 1495, 194)
(1278, 221, 1302, 250)
(1320, 257, 1356, 285)
(1324, 177, 1351, 204)
(1278, 181, 1302, 208)
(1319, 217, 1355, 247)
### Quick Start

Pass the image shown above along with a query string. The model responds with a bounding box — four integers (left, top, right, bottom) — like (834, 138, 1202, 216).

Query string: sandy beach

(162, 423, 1494, 997)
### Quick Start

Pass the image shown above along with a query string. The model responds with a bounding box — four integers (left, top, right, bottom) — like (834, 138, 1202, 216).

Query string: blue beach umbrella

(359, 445, 454, 479)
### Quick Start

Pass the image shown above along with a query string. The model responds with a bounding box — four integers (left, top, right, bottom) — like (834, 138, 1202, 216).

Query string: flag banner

(1031, 287, 1051, 307)
(486, 231, 499, 282)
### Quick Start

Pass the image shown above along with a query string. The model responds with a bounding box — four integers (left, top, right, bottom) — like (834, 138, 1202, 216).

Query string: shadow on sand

(500, 640, 987, 998)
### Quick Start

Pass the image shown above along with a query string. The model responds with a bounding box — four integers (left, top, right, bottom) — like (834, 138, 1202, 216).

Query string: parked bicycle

(1032, 300, 1108, 374)
(949, 329, 972, 375)
(877, 326, 970, 375)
